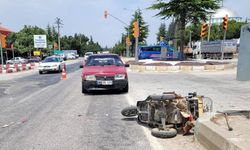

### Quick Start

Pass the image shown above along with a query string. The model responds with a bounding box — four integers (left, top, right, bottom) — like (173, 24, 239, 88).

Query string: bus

(138, 44, 179, 60)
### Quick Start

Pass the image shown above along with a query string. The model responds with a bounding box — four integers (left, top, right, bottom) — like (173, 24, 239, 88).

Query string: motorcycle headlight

(85, 75, 96, 81)
(115, 74, 126, 80)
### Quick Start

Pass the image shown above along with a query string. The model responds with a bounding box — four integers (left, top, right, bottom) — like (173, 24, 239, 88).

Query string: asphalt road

(1, 62, 250, 150)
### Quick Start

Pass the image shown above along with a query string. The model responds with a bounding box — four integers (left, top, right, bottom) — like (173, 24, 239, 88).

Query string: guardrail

(0, 63, 38, 74)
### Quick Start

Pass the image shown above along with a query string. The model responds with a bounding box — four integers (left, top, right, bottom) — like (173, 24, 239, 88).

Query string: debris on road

(2, 122, 15, 128)
(2, 124, 9, 128)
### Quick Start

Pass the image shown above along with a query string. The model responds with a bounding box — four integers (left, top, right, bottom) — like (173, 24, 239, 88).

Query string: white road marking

(125, 94, 164, 150)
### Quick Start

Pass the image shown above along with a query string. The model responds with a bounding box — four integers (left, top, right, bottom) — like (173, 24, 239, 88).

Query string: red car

(80, 54, 129, 93)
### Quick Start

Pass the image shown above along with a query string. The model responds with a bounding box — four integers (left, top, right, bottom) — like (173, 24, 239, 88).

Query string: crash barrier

(0, 63, 37, 74)
(130, 64, 236, 73)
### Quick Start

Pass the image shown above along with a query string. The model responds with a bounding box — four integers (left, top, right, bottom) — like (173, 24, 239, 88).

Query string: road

(0, 62, 250, 150)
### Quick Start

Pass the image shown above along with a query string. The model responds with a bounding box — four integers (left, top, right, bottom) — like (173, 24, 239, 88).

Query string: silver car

(6, 57, 28, 64)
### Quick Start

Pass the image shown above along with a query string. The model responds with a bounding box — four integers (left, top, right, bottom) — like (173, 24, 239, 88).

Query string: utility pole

(55, 17, 63, 50)
(208, 14, 212, 42)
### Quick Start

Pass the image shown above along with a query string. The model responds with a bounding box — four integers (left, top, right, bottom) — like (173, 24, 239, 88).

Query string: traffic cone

(61, 66, 67, 80)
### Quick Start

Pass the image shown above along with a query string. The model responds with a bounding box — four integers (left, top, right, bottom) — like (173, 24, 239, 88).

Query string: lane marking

(125, 94, 164, 150)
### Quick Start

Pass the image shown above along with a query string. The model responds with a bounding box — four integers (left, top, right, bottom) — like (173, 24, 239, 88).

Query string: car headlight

(115, 74, 126, 80)
(52, 64, 58, 67)
(85, 75, 96, 81)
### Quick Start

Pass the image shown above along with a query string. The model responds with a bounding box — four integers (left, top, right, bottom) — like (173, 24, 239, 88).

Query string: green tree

(111, 34, 126, 55)
(156, 23, 167, 42)
(183, 20, 247, 44)
(149, 0, 221, 60)
(8, 25, 46, 55)
(126, 9, 149, 56)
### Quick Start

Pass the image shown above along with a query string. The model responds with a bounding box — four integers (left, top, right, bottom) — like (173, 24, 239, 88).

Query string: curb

(129, 64, 236, 73)
(194, 113, 247, 150)
(0, 63, 37, 74)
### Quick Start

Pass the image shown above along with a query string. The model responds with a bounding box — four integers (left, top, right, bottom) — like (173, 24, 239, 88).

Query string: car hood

(83, 65, 126, 76)
(40, 62, 60, 66)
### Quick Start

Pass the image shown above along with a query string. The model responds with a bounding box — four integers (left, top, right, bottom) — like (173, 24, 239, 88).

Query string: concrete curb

(194, 113, 247, 150)
(129, 64, 236, 73)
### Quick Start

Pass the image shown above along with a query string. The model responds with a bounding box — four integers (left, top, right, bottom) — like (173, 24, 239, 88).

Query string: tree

(156, 23, 167, 42)
(183, 20, 247, 44)
(149, 0, 221, 60)
(8, 25, 46, 55)
(126, 9, 149, 56)
(111, 33, 127, 55)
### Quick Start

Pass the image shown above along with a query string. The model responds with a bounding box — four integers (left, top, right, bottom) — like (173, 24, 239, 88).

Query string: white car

(84, 52, 94, 61)
(66, 53, 76, 60)
(6, 57, 28, 64)
(38, 56, 66, 74)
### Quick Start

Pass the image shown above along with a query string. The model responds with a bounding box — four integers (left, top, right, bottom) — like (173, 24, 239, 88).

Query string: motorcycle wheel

(121, 106, 138, 117)
(151, 128, 177, 138)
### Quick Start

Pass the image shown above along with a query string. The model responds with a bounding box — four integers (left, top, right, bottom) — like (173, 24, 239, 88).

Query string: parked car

(6, 57, 28, 64)
(84, 52, 94, 62)
(38, 56, 65, 74)
(66, 53, 76, 60)
(28, 56, 41, 63)
(58, 53, 67, 61)
(80, 54, 129, 93)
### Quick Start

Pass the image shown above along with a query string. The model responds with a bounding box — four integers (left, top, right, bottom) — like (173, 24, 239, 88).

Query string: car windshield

(43, 57, 59, 62)
(86, 55, 123, 66)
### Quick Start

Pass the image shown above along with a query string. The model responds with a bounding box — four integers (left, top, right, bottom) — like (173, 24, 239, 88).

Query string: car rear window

(86, 55, 123, 66)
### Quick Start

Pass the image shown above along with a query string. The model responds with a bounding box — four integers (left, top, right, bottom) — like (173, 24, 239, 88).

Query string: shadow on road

(83, 90, 128, 95)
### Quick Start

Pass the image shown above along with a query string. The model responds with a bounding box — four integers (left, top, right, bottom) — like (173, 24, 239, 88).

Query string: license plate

(97, 80, 113, 85)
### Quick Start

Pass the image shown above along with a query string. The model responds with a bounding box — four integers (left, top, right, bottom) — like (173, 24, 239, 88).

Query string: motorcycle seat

(147, 94, 176, 101)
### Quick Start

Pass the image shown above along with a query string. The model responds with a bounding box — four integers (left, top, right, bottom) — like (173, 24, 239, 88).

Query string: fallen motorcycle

(121, 92, 213, 138)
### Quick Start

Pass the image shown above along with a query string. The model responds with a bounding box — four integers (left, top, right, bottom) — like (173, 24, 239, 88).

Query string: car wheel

(39, 71, 43, 74)
(82, 83, 88, 93)
(151, 128, 177, 138)
(122, 83, 129, 93)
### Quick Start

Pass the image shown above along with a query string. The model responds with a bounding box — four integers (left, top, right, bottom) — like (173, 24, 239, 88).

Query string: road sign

(33, 51, 41, 56)
(54, 49, 63, 54)
(34, 35, 47, 48)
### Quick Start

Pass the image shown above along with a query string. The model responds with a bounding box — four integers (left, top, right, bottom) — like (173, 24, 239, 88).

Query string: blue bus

(138, 44, 179, 60)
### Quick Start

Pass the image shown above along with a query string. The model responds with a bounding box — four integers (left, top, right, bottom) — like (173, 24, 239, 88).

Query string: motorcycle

(121, 92, 213, 138)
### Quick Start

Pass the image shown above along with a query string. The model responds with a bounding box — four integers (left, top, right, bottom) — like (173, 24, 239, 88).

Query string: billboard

(34, 35, 47, 48)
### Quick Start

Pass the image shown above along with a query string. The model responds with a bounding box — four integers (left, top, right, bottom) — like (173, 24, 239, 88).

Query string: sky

(0, 0, 250, 48)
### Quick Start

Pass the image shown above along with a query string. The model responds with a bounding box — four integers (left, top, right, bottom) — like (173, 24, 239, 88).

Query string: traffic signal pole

(0, 32, 3, 65)
(135, 20, 139, 62)
(104, 11, 130, 57)
(221, 30, 227, 60)
(221, 15, 228, 60)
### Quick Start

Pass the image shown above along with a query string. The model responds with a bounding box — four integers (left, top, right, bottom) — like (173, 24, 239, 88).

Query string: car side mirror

(80, 65, 84, 68)
(125, 64, 130, 67)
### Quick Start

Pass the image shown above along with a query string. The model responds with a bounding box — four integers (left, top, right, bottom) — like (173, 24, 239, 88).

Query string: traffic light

(133, 21, 137, 38)
(200, 23, 208, 38)
(222, 15, 228, 31)
(1, 34, 6, 48)
(104, 10, 108, 19)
